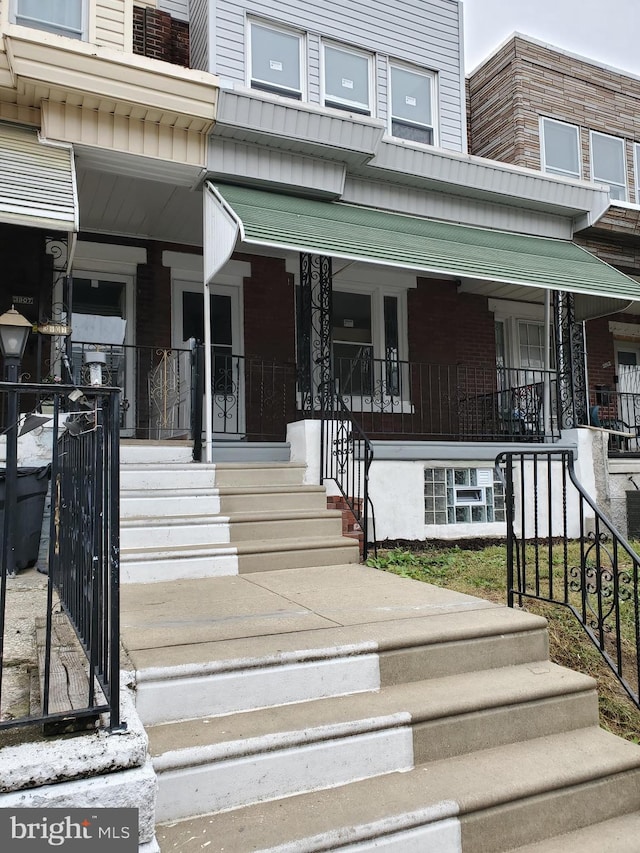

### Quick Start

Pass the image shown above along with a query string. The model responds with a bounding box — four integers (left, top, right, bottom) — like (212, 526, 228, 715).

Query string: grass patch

(368, 545, 640, 742)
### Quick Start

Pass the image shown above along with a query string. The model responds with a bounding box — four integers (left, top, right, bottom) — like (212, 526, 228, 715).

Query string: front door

(615, 343, 640, 430)
(172, 280, 244, 437)
(70, 272, 135, 435)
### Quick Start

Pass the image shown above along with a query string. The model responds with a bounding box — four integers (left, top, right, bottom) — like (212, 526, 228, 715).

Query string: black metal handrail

(0, 382, 121, 732)
(498, 448, 640, 708)
(320, 391, 375, 561)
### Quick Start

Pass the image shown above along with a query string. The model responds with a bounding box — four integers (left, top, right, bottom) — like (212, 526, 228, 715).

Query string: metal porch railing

(499, 448, 640, 708)
(0, 382, 121, 733)
(320, 391, 375, 561)
(334, 357, 560, 442)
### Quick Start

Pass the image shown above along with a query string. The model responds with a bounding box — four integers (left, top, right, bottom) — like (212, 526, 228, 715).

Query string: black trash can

(0, 465, 51, 571)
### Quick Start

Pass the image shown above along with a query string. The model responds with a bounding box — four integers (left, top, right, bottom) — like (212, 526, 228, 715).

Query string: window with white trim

(13, 0, 84, 38)
(540, 118, 581, 179)
(323, 43, 372, 115)
(424, 468, 505, 525)
(389, 64, 436, 146)
(332, 288, 405, 400)
(248, 20, 303, 99)
(591, 131, 627, 201)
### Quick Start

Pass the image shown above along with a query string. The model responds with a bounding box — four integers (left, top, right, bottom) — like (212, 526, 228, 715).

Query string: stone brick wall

(468, 35, 640, 200)
(132, 5, 190, 66)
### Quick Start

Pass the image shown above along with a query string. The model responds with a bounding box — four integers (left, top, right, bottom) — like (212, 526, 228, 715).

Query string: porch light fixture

(0, 305, 31, 378)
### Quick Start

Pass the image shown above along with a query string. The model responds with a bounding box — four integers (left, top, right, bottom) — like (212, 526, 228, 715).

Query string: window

(389, 64, 436, 145)
(333, 291, 373, 396)
(591, 131, 627, 201)
(14, 0, 84, 38)
(424, 468, 505, 525)
(331, 289, 405, 400)
(323, 43, 372, 115)
(249, 20, 303, 99)
(540, 118, 580, 179)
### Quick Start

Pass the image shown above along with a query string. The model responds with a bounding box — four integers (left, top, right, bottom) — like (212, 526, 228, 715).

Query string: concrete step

(119, 535, 359, 583)
(211, 462, 307, 487)
(120, 490, 222, 518)
(155, 727, 640, 852)
(120, 543, 239, 583)
(121, 510, 344, 549)
(227, 509, 344, 542)
(120, 463, 217, 491)
(120, 440, 193, 465)
(217, 484, 328, 513)
(508, 812, 640, 852)
(148, 662, 596, 822)
(120, 462, 307, 491)
(125, 598, 548, 725)
(121, 515, 230, 549)
(236, 536, 360, 572)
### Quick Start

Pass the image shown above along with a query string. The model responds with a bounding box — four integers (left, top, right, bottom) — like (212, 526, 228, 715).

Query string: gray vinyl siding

(188, 0, 208, 71)
(159, 0, 189, 22)
(209, 0, 464, 151)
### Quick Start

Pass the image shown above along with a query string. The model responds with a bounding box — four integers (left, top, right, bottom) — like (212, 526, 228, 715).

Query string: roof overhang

(205, 182, 640, 321)
(0, 120, 77, 235)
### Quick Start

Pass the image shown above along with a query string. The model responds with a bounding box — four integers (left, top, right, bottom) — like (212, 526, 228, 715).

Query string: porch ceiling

(0, 121, 77, 235)
(211, 183, 640, 321)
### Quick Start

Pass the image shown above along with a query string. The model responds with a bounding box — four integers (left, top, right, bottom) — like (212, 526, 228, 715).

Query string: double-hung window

(249, 20, 303, 100)
(323, 43, 372, 115)
(540, 118, 581, 179)
(591, 131, 627, 201)
(13, 0, 84, 38)
(389, 64, 436, 146)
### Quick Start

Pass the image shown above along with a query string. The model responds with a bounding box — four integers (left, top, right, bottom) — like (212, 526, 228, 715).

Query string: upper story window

(13, 0, 84, 38)
(591, 131, 627, 201)
(323, 43, 372, 116)
(389, 64, 436, 146)
(540, 118, 581, 179)
(248, 20, 303, 100)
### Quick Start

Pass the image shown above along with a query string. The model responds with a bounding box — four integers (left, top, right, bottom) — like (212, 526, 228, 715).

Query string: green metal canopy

(212, 183, 640, 320)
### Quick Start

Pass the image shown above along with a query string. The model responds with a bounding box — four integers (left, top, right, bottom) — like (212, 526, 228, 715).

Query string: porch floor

(119, 563, 500, 674)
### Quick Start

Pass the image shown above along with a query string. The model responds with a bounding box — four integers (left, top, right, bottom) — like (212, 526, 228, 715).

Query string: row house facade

(1, 2, 639, 544)
(468, 33, 640, 534)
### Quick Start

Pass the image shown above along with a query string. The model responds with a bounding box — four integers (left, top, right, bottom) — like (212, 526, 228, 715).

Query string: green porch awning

(212, 183, 640, 321)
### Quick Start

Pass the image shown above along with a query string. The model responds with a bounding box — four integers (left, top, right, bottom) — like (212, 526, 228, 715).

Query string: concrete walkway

(119, 563, 500, 673)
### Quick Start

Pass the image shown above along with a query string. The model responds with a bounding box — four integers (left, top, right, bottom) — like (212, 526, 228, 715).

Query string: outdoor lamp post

(0, 306, 32, 577)
(0, 306, 32, 380)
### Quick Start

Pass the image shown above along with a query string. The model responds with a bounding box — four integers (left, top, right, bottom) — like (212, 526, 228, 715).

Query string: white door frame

(169, 258, 248, 437)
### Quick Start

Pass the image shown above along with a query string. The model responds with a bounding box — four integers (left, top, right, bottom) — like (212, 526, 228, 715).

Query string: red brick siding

(326, 495, 364, 556)
(132, 6, 190, 67)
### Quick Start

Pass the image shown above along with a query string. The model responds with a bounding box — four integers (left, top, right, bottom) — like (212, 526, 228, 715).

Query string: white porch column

(202, 183, 241, 462)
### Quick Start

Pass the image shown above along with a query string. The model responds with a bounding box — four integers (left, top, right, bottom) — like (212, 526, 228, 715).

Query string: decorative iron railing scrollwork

(499, 448, 640, 708)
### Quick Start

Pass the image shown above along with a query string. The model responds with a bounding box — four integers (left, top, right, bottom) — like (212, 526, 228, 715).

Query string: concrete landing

(120, 563, 500, 672)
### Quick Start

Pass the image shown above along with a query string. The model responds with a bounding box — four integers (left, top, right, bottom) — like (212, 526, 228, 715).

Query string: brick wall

(132, 6, 190, 66)
(468, 35, 640, 198)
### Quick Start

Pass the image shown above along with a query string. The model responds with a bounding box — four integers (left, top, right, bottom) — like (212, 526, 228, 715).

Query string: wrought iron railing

(0, 382, 121, 732)
(334, 357, 560, 442)
(589, 386, 640, 453)
(498, 448, 640, 708)
(320, 391, 374, 561)
(206, 349, 298, 441)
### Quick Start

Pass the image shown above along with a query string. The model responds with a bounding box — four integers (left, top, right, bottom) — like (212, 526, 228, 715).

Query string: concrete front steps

(120, 459, 359, 583)
(122, 569, 640, 853)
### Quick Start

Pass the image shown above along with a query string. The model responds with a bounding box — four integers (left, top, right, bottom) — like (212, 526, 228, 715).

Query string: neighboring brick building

(468, 34, 640, 417)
